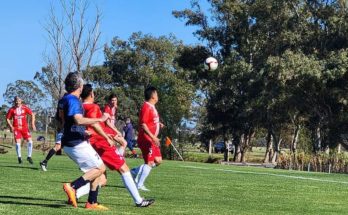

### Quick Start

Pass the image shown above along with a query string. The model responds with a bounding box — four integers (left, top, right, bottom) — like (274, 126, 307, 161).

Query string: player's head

(108, 93, 117, 107)
(13, 96, 22, 107)
(144, 86, 158, 103)
(64, 72, 84, 94)
(126, 117, 131, 124)
(80, 84, 94, 101)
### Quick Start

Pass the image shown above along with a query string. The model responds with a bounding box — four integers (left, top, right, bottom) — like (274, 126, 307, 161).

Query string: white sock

(27, 142, 33, 157)
(16, 143, 21, 158)
(137, 164, 152, 188)
(133, 164, 144, 183)
(122, 172, 143, 204)
(76, 182, 90, 199)
(117, 147, 125, 156)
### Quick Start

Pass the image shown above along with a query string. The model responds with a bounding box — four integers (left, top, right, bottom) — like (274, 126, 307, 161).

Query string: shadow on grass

(105, 185, 126, 189)
(0, 165, 39, 170)
(0, 195, 66, 208)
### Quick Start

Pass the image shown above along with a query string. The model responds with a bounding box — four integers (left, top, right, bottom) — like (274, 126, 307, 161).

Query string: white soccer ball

(204, 57, 218, 71)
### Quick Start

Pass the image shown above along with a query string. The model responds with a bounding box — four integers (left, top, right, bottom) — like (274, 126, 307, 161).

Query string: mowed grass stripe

(0, 150, 348, 214)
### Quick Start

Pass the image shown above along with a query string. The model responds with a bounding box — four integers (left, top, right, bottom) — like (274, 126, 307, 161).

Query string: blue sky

(0, 0, 208, 105)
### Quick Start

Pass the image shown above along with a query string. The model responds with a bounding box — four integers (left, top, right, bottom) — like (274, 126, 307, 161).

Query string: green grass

(0, 149, 348, 214)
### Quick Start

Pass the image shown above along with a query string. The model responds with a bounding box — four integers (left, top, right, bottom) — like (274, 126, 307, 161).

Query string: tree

(86, 32, 195, 144)
(35, 0, 101, 104)
(3, 80, 45, 111)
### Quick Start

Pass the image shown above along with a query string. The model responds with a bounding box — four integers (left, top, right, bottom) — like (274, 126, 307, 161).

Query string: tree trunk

(313, 125, 321, 153)
(208, 139, 212, 156)
(233, 135, 241, 162)
(241, 130, 255, 163)
(291, 125, 300, 165)
(264, 130, 273, 163)
(271, 130, 282, 163)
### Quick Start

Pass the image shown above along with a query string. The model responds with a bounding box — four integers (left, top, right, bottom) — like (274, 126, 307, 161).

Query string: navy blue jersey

(124, 122, 134, 141)
(59, 94, 86, 147)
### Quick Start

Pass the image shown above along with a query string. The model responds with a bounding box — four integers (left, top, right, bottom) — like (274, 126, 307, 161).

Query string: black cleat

(18, 157, 22, 164)
(136, 199, 155, 207)
(40, 161, 47, 171)
(27, 157, 33, 165)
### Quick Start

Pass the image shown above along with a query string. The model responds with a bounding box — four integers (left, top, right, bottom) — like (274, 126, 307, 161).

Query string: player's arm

(105, 119, 121, 135)
(30, 112, 37, 131)
(6, 111, 14, 132)
(91, 123, 115, 146)
(141, 123, 160, 146)
(6, 118, 14, 132)
(73, 113, 109, 125)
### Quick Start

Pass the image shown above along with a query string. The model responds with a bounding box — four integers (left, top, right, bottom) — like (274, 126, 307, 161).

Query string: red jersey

(6, 105, 33, 129)
(103, 104, 117, 125)
(138, 102, 160, 143)
(83, 103, 114, 143)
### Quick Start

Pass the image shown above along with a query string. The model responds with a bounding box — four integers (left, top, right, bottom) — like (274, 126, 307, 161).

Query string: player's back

(60, 94, 86, 147)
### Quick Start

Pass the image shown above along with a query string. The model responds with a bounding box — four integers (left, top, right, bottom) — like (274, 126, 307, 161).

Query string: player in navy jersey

(60, 72, 109, 210)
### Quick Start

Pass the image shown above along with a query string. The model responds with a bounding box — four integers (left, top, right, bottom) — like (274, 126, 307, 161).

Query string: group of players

(5, 72, 163, 210)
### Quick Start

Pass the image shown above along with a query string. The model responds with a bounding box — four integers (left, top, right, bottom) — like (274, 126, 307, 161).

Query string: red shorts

(138, 139, 162, 163)
(14, 128, 31, 140)
(90, 138, 125, 171)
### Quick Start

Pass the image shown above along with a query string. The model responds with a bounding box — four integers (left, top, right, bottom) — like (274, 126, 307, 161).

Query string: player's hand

(113, 135, 127, 147)
(160, 123, 165, 129)
(9, 127, 13, 133)
(152, 136, 160, 146)
(100, 113, 110, 122)
(32, 125, 37, 132)
(106, 137, 115, 146)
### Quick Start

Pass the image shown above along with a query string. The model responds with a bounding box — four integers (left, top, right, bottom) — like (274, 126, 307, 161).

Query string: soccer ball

(204, 57, 218, 71)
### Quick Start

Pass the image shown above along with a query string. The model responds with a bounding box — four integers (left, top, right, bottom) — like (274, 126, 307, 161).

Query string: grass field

(1, 149, 348, 215)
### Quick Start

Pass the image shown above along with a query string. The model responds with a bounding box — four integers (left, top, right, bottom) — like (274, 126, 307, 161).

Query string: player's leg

(13, 129, 22, 164)
(118, 163, 154, 207)
(26, 136, 34, 164)
(76, 172, 107, 199)
(84, 175, 108, 210)
(63, 141, 106, 208)
(100, 143, 154, 207)
(40, 133, 62, 171)
(137, 144, 162, 191)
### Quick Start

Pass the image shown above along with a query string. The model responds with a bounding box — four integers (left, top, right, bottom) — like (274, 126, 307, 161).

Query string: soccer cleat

(27, 157, 33, 164)
(85, 202, 109, 210)
(136, 198, 155, 207)
(18, 157, 22, 164)
(137, 185, 150, 192)
(63, 183, 77, 208)
(40, 161, 47, 171)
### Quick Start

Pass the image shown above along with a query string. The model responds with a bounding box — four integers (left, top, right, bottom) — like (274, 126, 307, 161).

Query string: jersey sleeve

(24, 106, 33, 115)
(68, 98, 83, 116)
(6, 108, 13, 119)
(103, 105, 111, 115)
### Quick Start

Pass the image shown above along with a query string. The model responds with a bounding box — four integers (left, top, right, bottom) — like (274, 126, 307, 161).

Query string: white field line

(180, 165, 348, 185)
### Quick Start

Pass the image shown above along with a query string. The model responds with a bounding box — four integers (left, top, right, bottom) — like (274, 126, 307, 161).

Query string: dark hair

(64, 72, 83, 93)
(108, 93, 117, 101)
(144, 86, 157, 101)
(81, 84, 93, 100)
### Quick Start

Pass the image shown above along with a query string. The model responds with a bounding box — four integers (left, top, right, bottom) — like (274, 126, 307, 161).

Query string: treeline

(171, 0, 348, 163)
(3, 0, 348, 166)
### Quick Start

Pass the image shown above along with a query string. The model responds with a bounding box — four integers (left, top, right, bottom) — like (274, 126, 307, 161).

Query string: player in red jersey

(131, 86, 164, 191)
(81, 84, 154, 207)
(6, 96, 36, 164)
(103, 94, 127, 154)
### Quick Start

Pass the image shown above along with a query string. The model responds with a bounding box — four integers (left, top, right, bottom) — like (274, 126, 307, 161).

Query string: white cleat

(40, 161, 47, 171)
(137, 185, 150, 192)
